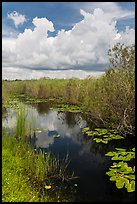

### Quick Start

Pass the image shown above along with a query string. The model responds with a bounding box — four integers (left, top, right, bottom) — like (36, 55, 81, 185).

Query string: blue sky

(2, 2, 135, 80)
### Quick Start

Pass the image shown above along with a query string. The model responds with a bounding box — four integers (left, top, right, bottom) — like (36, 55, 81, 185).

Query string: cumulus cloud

(7, 11, 26, 28)
(74, 2, 135, 20)
(3, 7, 135, 79)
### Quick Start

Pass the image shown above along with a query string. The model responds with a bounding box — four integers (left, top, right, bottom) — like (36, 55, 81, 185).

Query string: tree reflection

(32, 102, 51, 114)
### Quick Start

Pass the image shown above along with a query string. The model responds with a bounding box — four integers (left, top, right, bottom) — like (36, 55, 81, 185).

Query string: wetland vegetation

(2, 44, 135, 202)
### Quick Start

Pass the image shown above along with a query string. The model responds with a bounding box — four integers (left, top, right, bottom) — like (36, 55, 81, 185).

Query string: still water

(3, 102, 135, 202)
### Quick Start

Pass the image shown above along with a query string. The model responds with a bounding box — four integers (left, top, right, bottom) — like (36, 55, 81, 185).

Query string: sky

(2, 2, 135, 80)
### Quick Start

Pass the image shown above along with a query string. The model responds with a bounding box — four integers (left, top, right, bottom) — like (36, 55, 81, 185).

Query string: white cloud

(3, 7, 135, 80)
(7, 11, 26, 28)
(74, 2, 135, 20)
(2, 67, 105, 80)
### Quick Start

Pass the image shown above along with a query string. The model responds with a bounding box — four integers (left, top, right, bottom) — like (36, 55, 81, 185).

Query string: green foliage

(105, 148, 135, 161)
(16, 107, 27, 141)
(82, 127, 124, 144)
(53, 134, 60, 138)
(106, 161, 135, 192)
(50, 104, 82, 113)
(82, 127, 90, 133)
(105, 147, 135, 192)
(108, 43, 135, 72)
(2, 135, 44, 202)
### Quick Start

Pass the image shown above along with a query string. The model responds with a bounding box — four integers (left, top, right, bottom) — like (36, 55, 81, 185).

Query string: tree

(108, 43, 135, 71)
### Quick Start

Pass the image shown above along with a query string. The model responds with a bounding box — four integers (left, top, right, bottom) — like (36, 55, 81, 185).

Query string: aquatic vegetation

(106, 161, 135, 192)
(105, 147, 135, 161)
(35, 130, 42, 133)
(105, 147, 135, 192)
(82, 127, 124, 144)
(82, 127, 90, 133)
(16, 107, 27, 141)
(50, 104, 82, 113)
(45, 185, 52, 190)
(53, 134, 60, 138)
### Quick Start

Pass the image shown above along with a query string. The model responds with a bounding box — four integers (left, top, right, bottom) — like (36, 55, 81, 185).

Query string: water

(3, 102, 135, 202)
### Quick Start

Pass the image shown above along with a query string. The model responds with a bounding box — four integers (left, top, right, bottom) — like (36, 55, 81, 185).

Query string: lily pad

(53, 134, 60, 138)
(45, 185, 52, 190)
(82, 127, 125, 144)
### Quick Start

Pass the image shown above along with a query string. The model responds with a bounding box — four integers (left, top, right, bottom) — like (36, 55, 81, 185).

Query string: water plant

(105, 147, 135, 161)
(16, 107, 27, 141)
(50, 104, 81, 113)
(105, 147, 135, 192)
(106, 161, 135, 192)
(53, 134, 60, 138)
(82, 127, 124, 144)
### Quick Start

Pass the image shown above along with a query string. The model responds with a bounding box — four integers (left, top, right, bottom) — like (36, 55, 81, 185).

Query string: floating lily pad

(35, 130, 42, 133)
(50, 104, 81, 113)
(105, 148, 135, 161)
(105, 148, 135, 193)
(45, 185, 52, 190)
(82, 127, 124, 144)
(53, 134, 60, 138)
(82, 127, 90, 133)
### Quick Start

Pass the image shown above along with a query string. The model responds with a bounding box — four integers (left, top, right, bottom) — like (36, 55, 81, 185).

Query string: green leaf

(110, 176, 117, 181)
(126, 167, 133, 172)
(113, 135, 124, 139)
(112, 156, 119, 160)
(53, 134, 60, 138)
(93, 138, 102, 143)
(116, 179, 125, 189)
(131, 181, 135, 191)
(94, 128, 101, 131)
(102, 140, 108, 144)
(127, 174, 135, 180)
(126, 183, 134, 192)
(115, 148, 126, 151)
(86, 131, 93, 136)
(105, 152, 115, 157)
(82, 127, 90, 133)
(45, 185, 52, 190)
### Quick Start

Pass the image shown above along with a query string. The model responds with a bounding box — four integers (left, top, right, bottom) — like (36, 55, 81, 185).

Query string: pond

(2, 101, 135, 202)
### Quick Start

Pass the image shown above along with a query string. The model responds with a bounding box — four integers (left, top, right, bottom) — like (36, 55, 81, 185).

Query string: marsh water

(3, 101, 135, 202)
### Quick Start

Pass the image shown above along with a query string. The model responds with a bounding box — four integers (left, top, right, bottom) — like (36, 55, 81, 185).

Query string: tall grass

(16, 107, 27, 141)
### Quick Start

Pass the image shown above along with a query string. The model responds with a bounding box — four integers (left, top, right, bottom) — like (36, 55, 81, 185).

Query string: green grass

(2, 133, 76, 202)
(16, 107, 27, 141)
(2, 135, 43, 202)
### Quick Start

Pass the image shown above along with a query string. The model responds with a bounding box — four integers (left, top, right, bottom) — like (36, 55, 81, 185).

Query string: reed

(16, 107, 27, 141)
